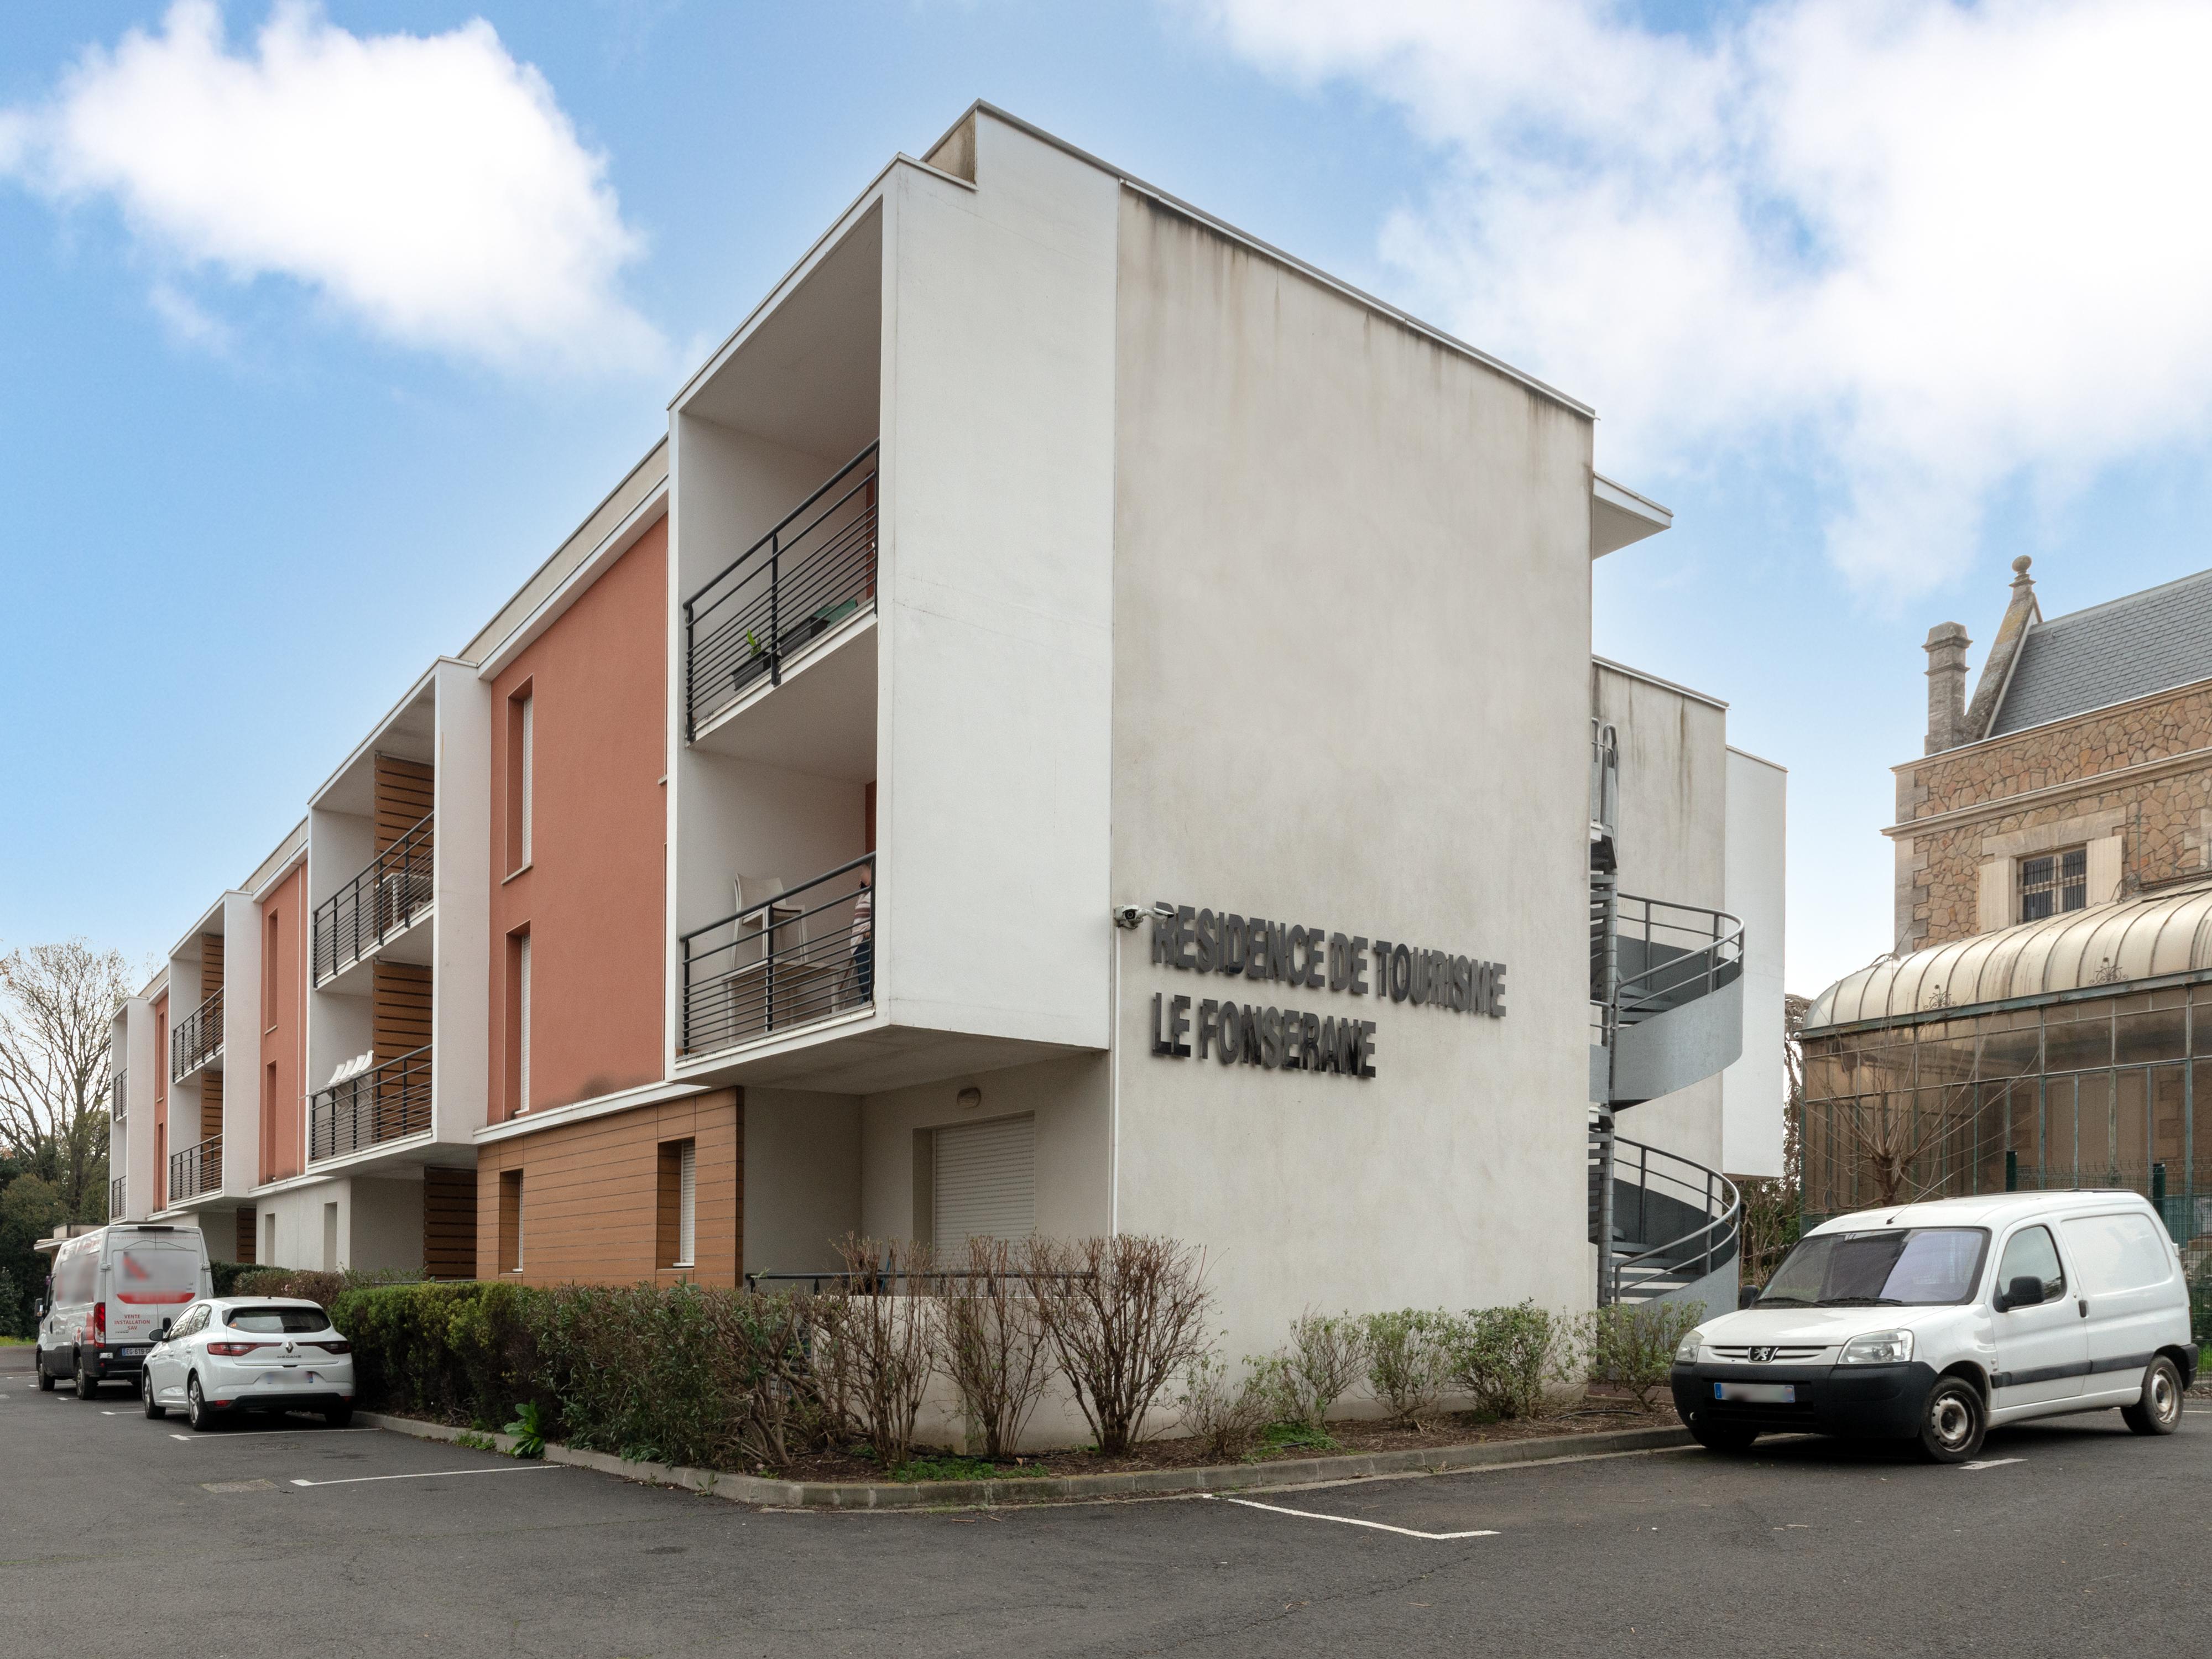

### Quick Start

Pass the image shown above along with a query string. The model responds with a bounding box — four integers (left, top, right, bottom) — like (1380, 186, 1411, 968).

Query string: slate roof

(1988, 567, 2212, 735)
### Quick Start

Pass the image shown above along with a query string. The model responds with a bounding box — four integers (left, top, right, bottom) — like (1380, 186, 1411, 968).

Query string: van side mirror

(1996, 1275, 2046, 1312)
(157, 1318, 173, 1339)
(1739, 1284, 1761, 1310)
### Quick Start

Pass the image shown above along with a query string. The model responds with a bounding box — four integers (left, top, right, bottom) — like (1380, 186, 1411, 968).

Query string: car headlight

(1837, 1329, 1913, 1365)
(1674, 1330, 1703, 1364)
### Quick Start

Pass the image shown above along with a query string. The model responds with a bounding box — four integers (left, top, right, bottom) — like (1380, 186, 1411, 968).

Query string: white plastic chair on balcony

(711, 876, 807, 1041)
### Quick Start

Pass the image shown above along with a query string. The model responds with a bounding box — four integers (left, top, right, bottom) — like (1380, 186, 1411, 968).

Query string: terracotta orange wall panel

(257, 867, 308, 1184)
(487, 518, 668, 1122)
(474, 1089, 740, 1285)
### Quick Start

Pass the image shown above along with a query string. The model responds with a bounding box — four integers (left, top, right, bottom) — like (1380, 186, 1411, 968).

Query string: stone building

(1801, 559, 2212, 1244)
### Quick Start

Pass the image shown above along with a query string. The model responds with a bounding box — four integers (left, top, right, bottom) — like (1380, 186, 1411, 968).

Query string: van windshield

(1758, 1227, 1989, 1307)
(227, 1306, 331, 1334)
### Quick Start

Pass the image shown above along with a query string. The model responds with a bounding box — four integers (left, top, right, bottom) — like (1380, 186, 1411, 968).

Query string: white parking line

(1960, 1457, 2025, 1472)
(290, 1465, 564, 1488)
(167, 1428, 377, 1440)
(1214, 1496, 1500, 1541)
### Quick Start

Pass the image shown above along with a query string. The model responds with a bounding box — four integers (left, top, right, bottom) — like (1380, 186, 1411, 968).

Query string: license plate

(119, 1347, 147, 1358)
(1714, 1381, 1796, 1404)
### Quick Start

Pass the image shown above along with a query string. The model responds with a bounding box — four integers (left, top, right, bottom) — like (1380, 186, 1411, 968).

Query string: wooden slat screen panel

(422, 1167, 477, 1279)
(477, 1091, 741, 1285)
(235, 1207, 257, 1266)
(373, 961, 434, 1062)
(200, 1067, 223, 1143)
(201, 932, 225, 1000)
(373, 754, 436, 854)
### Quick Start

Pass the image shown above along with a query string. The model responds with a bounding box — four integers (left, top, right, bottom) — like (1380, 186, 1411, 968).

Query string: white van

(35, 1224, 215, 1399)
(1672, 1191, 2199, 1463)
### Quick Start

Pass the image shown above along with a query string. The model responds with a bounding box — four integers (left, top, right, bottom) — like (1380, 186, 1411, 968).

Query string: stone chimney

(1924, 621, 1971, 754)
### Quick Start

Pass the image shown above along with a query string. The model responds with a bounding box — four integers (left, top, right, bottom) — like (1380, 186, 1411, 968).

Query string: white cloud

(2, 1, 661, 373)
(1188, 0, 2212, 593)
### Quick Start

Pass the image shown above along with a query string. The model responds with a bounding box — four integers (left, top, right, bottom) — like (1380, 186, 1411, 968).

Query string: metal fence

(314, 810, 436, 983)
(683, 443, 879, 738)
(310, 1044, 432, 1161)
(171, 989, 222, 1081)
(680, 855, 874, 1057)
(169, 1135, 221, 1203)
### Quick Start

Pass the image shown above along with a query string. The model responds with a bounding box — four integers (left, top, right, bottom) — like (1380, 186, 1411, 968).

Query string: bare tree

(1026, 1234, 1209, 1457)
(1738, 992, 1813, 1284)
(938, 1235, 1055, 1460)
(1832, 1092, 1963, 1209)
(0, 942, 134, 1222)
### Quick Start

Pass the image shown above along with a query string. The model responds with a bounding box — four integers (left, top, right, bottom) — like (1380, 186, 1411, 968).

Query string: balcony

(315, 810, 435, 985)
(171, 990, 222, 1081)
(680, 854, 875, 1058)
(169, 1135, 221, 1203)
(683, 443, 879, 742)
(311, 1044, 432, 1162)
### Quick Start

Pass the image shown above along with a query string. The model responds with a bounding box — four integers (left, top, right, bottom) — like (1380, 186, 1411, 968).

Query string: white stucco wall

(874, 113, 1117, 1055)
(1594, 660, 1729, 1173)
(742, 1088, 862, 1274)
(1720, 747, 1788, 1178)
(1107, 186, 1598, 1363)
(432, 661, 492, 1144)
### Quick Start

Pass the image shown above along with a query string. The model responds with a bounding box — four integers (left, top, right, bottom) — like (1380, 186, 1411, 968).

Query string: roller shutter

(933, 1114, 1035, 1245)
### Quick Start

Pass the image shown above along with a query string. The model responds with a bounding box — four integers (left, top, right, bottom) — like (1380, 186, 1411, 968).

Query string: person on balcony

(851, 865, 874, 1004)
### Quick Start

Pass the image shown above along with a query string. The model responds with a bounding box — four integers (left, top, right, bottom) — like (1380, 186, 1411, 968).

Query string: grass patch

(893, 1455, 1054, 1484)
(1253, 1420, 1338, 1454)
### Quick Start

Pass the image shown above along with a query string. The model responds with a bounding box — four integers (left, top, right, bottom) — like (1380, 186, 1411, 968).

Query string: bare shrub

(1449, 1301, 1573, 1420)
(1026, 1234, 1210, 1456)
(1361, 1310, 1453, 1428)
(1175, 1350, 1270, 1459)
(1255, 1310, 1367, 1430)
(1584, 1300, 1704, 1408)
(823, 1235, 940, 1472)
(937, 1235, 1055, 1460)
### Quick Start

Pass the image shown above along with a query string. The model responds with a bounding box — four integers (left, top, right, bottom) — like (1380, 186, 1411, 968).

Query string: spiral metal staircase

(1587, 721, 1746, 1307)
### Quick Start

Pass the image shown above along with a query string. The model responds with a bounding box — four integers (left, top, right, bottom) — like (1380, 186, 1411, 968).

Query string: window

(263, 1211, 276, 1268)
(498, 1168, 525, 1274)
(1760, 1227, 1988, 1306)
(2018, 847, 2086, 922)
(1995, 1225, 2065, 1302)
(505, 687, 534, 873)
(227, 1306, 331, 1333)
(507, 930, 532, 1117)
(659, 1139, 697, 1269)
(263, 911, 280, 1029)
(932, 1114, 1036, 1246)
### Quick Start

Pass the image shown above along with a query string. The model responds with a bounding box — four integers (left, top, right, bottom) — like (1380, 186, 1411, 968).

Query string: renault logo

(1749, 1346, 1777, 1364)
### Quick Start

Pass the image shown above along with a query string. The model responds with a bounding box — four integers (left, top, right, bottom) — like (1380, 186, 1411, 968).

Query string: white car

(1673, 1190, 2199, 1463)
(140, 1297, 356, 1432)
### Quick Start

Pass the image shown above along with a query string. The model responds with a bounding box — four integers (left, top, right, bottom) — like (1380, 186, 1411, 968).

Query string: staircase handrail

(1606, 1133, 1741, 1303)
(1612, 894, 1743, 1021)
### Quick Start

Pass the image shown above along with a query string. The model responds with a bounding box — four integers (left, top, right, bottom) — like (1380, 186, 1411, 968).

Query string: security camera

(1112, 903, 1145, 930)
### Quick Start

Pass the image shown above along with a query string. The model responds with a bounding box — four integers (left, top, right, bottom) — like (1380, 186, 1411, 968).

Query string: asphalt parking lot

(5, 1348, 2209, 1658)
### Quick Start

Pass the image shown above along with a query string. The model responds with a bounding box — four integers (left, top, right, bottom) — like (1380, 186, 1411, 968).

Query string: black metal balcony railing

(111, 1067, 127, 1125)
(310, 1044, 432, 1161)
(684, 442, 879, 739)
(109, 1175, 126, 1219)
(171, 989, 222, 1081)
(314, 811, 435, 984)
(680, 854, 875, 1057)
(168, 1135, 221, 1204)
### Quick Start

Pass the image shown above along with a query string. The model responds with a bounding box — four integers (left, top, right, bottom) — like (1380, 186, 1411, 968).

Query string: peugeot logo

(1749, 1346, 1777, 1364)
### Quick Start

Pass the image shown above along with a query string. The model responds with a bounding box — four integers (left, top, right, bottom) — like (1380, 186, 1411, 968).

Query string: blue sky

(7, 0, 2212, 1001)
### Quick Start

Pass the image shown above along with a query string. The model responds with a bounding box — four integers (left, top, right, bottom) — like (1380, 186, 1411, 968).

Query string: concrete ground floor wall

(248, 1175, 426, 1274)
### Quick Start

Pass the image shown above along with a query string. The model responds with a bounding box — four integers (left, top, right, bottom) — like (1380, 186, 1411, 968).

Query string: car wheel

(74, 1358, 98, 1401)
(35, 1348, 55, 1391)
(324, 1404, 353, 1428)
(1689, 1416, 1760, 1453)
(1916, 1375, 1986, 1464)
(186, 1374, 215, 1433)
(143, 1370, 166, 1420)
(2121, 1355, 2184, 1437)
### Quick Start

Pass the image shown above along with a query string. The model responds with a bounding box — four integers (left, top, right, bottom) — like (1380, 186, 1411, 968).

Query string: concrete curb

(356, 1412, 1693, 1510)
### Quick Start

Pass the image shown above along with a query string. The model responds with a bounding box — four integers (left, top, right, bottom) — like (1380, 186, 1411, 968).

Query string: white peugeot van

(1672, 1191, 2198, 1463)
(35, 1224, 214, 1399)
